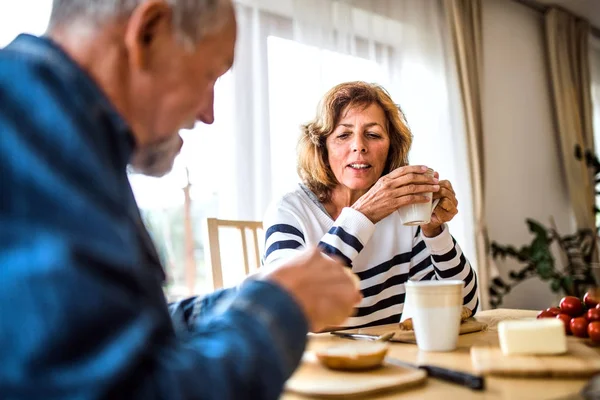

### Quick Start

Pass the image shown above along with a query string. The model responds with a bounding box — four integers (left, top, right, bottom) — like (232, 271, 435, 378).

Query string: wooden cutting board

(352, 318, 487, 343)
(471, 338, 600, 378)
(285, 352, 427, 399)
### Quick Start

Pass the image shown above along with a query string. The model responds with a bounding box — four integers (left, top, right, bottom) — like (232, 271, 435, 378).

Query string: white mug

(405, 280, 464, 352)
(397, 168, 439, 226)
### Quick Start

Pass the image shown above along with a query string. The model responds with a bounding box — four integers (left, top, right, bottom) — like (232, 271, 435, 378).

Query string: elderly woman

(263, 81, 478, 329)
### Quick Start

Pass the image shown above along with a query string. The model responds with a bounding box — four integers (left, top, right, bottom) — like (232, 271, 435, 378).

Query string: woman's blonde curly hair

(297, 81, 413, 202)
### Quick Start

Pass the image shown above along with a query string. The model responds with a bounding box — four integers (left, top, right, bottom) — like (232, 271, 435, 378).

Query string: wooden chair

(204, 218, 264, 289)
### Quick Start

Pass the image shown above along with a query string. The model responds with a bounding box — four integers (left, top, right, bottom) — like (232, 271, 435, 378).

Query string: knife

(385, 356, 485, 391)
(329, 331, 485, 390)
(330, 331, 416, 344)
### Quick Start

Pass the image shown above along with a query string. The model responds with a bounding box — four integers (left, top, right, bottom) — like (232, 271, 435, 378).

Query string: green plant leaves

(526, 219, 549, 239)
(562, 276, 574, 293)
(550, 279, 562, 293)
(490, 243, 531, 262)
(524, 219, 556, 279)
(488, 146, 600, 307)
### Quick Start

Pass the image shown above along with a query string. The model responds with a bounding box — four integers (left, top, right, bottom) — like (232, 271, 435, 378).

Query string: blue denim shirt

(0, 34, 308, 400)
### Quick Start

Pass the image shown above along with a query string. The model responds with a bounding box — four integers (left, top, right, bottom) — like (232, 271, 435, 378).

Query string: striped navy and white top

(262, 184, 479, 329)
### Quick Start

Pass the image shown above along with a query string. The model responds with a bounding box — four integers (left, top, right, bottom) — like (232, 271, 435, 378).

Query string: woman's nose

(351, 138, 367, 153)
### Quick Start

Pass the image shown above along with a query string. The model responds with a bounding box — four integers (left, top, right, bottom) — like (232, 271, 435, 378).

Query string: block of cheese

(498, 318, 567, 356)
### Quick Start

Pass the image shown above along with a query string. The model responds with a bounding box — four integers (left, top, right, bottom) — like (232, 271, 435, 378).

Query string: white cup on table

(405, 280, 464, 352)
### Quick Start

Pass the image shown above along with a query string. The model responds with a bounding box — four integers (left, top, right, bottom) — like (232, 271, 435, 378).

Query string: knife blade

(330, 331, 416, 344)
(385, 356, 485, 391)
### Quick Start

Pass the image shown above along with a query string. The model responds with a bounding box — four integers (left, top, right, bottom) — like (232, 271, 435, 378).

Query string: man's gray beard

(129, 134, 183, 177)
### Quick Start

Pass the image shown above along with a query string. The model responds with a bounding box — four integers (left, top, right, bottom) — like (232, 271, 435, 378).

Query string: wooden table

(282, 309, 595, 400)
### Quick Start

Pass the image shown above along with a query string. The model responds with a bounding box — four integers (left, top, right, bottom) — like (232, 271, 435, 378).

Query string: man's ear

(124, 0, 172, 70)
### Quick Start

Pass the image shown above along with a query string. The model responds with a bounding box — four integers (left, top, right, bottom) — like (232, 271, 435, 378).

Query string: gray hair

(49, 0, 233, 45)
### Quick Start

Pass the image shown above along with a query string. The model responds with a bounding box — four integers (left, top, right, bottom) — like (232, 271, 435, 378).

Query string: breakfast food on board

(536, 291, 600, 343)
(315, 342, 389, 371)
(498, 318, 567, 356)
(399, 306, 473, 331)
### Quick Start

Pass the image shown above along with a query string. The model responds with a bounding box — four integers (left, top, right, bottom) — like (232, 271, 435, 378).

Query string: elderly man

(0, 0, 362, 399)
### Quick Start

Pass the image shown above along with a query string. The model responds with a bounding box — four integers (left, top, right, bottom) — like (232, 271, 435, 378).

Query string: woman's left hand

(421, 174, 458, 237)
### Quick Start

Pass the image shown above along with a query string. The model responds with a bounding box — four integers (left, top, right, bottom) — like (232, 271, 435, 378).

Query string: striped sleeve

(413, 225, 479, 313)
(263, 206, 375, 269)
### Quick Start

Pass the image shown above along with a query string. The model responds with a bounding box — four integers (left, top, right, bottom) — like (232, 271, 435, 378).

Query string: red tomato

(584, 289, 600, 308)
(560, 296, 584, 317)
(586, 308, 600, 322)
(570, 317, 589, 338)
(556, 313, 572, 335)
(546, 307, 561, 316)
(537, 310, 556, 319)
(588, 321, 600, 343)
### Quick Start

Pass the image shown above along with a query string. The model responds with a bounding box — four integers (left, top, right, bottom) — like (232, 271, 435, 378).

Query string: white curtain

(0, 0, 480, 293)
(591, 36, 600, 160)
(130, 0, 480, 289)
(221, 0, 478, 269)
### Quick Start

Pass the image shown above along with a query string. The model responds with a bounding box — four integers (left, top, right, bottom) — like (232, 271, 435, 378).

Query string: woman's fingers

(386, 172, 438, 189)
(393, 183, 440, 197)
(432, 184, 457, 202)
(437, 197, 458, 214)
(362, 169, 461, 225)
(387, 165, 430, 179)
(437, 180, 454, 192)
(433, 187, 455, 200)
(396, 194, 431, 207)
(432, 206, 457, 224)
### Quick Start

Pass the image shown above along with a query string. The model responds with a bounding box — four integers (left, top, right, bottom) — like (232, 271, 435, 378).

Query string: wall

(482, 0, 576, 310)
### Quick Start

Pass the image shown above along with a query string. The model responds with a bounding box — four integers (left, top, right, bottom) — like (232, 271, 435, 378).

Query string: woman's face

(326, 103, 390, 194)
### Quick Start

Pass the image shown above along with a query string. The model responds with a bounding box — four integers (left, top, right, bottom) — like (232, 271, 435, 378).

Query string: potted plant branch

(488, 145, 600, 308)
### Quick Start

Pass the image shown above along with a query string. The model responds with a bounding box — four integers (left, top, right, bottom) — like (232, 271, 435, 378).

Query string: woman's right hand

(351, 165, 440, 224)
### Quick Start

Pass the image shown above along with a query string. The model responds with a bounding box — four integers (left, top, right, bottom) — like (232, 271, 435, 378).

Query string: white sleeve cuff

(422, 224, 454, 254)
(336, 207, 376, 246)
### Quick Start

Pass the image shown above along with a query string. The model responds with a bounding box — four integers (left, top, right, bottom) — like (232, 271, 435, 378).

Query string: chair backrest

(204, 218, 264, 290)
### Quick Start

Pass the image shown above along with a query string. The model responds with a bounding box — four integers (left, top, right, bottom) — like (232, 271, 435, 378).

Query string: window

(133, 33, 475, 298)
(133, 38, 396, 298)
(2, 1, 476, 299)
(0, 0, 52, 48)
(129, 72, 235, 299)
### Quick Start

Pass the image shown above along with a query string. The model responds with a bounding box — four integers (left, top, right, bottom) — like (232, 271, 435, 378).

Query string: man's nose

(196, 87, 215, 125)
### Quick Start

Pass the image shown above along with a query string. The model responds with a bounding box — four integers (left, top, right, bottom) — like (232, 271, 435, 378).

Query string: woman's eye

(367, 132, 381, 138)
(337, 132, 350, 139)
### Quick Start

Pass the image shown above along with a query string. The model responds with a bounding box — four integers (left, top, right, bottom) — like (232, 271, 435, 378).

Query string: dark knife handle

(422, 365, 485, 391)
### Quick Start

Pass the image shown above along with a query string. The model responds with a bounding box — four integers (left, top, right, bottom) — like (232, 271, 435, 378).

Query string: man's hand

(263, 248, 362, 332)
